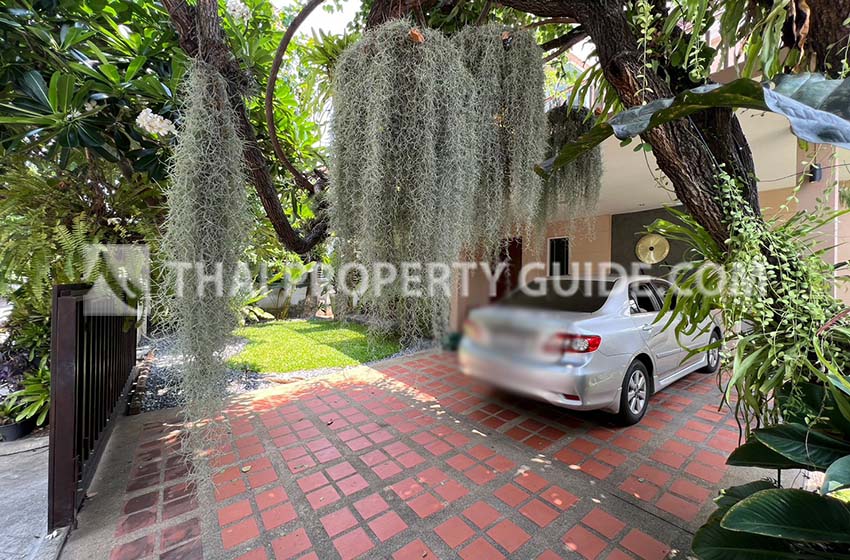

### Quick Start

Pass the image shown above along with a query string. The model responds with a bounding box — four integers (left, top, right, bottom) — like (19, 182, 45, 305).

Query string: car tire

(699, 330, 721, 374)
(617, 361, 649, 425)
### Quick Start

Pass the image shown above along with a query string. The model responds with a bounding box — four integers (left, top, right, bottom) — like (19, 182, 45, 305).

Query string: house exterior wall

(521, 214, 613, 282)
(448, 185, 828, 332)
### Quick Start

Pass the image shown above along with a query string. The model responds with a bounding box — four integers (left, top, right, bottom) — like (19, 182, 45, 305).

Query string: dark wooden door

(493, 237, 523, 302)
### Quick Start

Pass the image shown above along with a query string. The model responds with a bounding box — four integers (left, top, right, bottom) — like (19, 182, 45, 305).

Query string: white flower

(84, 100, 97, 112)
(135, 108, 176, 136)
(226, 0, 250, 23)
(65, 109, 81, 121)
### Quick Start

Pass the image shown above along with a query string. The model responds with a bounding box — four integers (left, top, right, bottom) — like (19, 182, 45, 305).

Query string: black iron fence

(48, 284, 138, 530)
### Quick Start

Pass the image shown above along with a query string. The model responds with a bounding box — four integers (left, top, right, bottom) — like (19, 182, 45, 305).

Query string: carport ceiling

(595, 110, 799, 216)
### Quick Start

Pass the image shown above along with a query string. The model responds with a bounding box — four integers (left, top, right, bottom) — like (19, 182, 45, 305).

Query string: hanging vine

(454, 24, 548, 254)
(539, 104, 603, 231)
(160, 62, 250, 466)
(329, 20, 479, 343)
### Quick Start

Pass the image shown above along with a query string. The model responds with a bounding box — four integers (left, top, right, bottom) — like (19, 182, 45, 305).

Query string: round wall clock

(635, 233, 670, 265)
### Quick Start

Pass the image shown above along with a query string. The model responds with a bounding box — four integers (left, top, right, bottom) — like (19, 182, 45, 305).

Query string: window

(548, 237, 569, 276)
(629, 282, 660, 314)
(500, 279, 615, 313)
(651, 280, 676, 309)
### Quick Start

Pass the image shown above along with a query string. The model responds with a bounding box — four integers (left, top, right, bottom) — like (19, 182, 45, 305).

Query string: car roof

(543, 275, 663, 284)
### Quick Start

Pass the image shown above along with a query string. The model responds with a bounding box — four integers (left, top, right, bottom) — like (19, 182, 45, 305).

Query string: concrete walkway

(62, 351, 751, 560)
(0, 433, 64, 560)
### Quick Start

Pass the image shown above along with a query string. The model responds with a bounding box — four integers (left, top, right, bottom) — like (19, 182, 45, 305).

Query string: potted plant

(1, 357, 49, 442)
(0, 401, 34, 441)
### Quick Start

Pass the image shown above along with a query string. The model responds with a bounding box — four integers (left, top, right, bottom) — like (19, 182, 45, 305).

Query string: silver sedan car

(459, 276, 721, 424)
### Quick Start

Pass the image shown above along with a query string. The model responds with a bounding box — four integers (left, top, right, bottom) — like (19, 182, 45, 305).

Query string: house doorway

(493, 237, 523, 302)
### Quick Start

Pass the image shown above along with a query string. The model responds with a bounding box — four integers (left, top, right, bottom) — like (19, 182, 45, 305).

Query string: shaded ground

(141, 337, 269, 412)
(63, 350, 751, 560)
(227, 320, 399, 374)
(0, 432, 64, 560)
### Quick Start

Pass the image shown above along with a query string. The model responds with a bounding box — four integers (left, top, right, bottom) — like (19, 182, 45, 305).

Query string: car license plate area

(487, 324, 536, 355)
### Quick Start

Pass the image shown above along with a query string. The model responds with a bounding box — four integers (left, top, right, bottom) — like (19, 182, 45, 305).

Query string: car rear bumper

(458, 340, 622, 413)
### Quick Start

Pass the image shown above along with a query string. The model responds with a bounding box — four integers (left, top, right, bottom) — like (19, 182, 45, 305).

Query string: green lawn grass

(228, 320, 399, 374)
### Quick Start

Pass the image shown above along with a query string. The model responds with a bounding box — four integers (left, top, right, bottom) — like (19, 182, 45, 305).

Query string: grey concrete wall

(609, 206, 688, 278)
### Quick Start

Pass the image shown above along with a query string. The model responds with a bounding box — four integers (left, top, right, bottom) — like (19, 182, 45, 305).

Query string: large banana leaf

(824, 456, 850, 496)
(538, 73, 850, 176)
(753, 423, 850, 471)
(721, 488, 850, 543)
(726, 440, 810, 470)
(692, 521, 799, 560)
(695, 481, 803, 560)
(713, 480, 778, 511)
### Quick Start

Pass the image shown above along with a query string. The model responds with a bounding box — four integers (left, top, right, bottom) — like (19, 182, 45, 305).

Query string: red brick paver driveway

(63, 351, 744, 560)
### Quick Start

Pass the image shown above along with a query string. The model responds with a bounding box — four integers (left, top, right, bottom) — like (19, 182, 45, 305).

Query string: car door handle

(641, 324, 654, 331)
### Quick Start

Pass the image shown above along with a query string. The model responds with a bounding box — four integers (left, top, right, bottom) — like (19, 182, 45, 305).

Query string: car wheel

(618, 361, 649, 425)
(699, 330, 721, 373)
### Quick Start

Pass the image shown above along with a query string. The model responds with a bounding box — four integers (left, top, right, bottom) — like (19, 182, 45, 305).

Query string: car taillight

(463, 319, 483, 342)
(543, 333, 601, 355)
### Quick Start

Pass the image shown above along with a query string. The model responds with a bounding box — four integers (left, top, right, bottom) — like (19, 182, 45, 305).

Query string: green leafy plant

(0, 402, 16, 426)
(5, 357, 50, 426)
(238, 289, 275, 326)
(650, 173, 847, 428)
(236, 268, 290, 325)
(646, 178, 850, 559)
(693, 396, 850, 559)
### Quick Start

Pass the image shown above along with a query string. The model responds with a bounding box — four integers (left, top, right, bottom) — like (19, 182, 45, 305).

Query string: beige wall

(449, 264, 499, 331)
(450, 179, 850, 331)
(759, 187, 798, 221)
(522, 215, 613, 283)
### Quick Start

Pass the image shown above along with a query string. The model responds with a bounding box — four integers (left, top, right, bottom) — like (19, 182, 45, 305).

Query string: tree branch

(476, 0, 493, 25)
(367, 0, 586, 28)
(162, 0, 328, 256)
(543, 44, 570, 63)
(524, 17, 577, 29)
(265, 0, 328, 194)
(161, 0, 198, 57)
(540, 26, 586, 52)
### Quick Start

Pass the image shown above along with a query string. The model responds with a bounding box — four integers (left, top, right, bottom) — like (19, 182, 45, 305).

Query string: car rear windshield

(498, 279, 615, 312)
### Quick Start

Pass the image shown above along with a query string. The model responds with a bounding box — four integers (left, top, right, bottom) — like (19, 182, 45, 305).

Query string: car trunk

(467, 306, 600, 363)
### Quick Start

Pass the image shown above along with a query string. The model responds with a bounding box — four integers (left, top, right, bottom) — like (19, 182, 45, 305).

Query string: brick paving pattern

(99, 350, 744, 560)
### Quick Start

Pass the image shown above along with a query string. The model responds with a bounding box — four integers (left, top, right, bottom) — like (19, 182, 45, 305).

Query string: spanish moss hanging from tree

(454, 24, 547, 255)
(540, 104, 603, 232)
(329, 20, 479, 343)
(160, 61, 250, 469)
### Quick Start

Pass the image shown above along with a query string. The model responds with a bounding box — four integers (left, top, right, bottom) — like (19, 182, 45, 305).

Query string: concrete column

(794, 143, 847, 302)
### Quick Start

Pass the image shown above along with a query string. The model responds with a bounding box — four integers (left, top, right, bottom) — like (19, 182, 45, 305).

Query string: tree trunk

(162, 0, 328, 256)
(558, 2, 762, 246)
(805, 0, 850, 74)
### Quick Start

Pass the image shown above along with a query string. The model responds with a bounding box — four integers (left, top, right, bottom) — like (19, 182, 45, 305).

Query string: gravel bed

(139, 334, 430, 412)
(140, 336, 270, 412)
